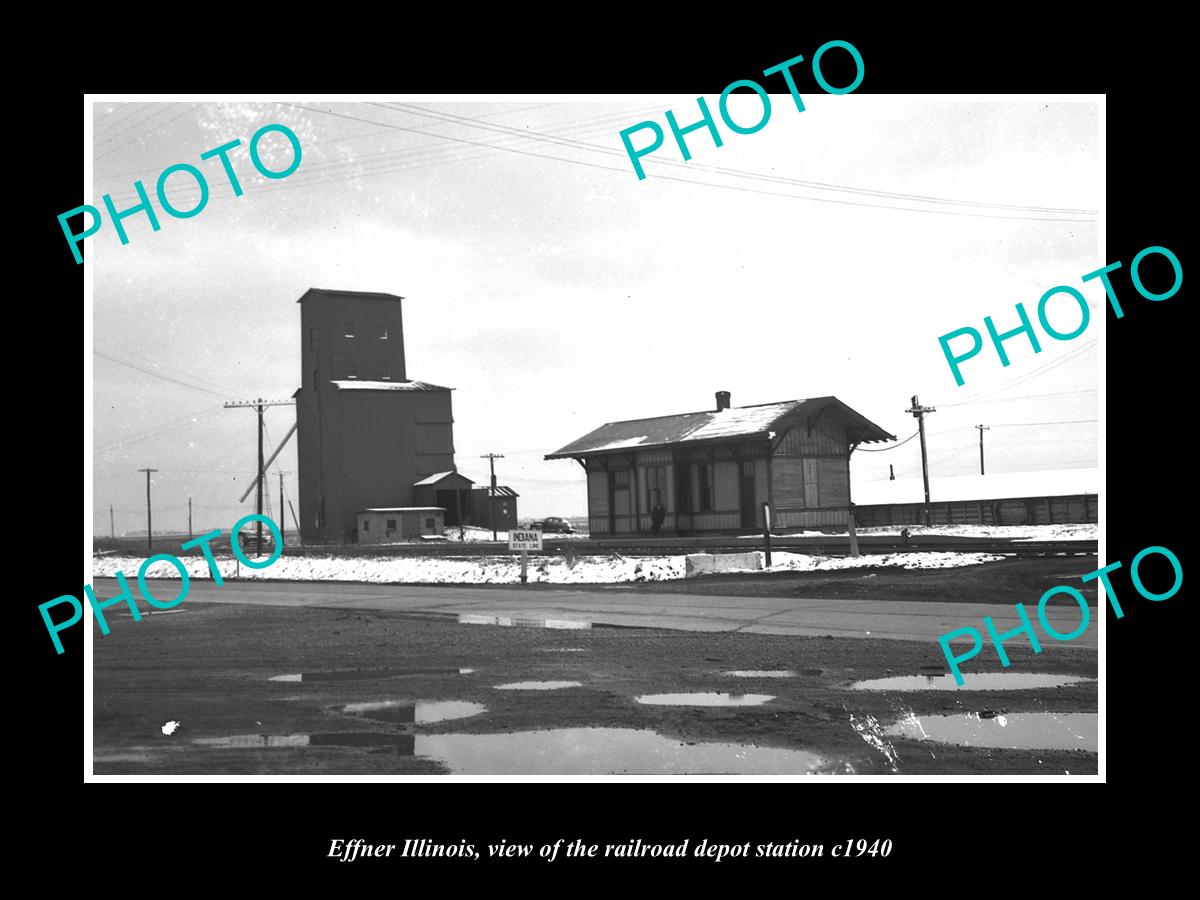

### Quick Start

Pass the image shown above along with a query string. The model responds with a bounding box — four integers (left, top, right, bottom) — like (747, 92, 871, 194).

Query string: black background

(26, 10, 1187, 884)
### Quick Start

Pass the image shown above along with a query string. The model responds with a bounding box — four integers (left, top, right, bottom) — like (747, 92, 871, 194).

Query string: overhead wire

(101, 102, 1097, 223)
(94, 349, 229, 398)
(382, 102, 1097, 216)
(282, 103, 1095, 224)
(856, 430, 920, 451)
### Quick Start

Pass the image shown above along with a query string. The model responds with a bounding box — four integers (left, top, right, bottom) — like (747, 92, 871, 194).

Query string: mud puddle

(193, 733, 415, 750)
(886, 711, 1098, 751)
(851, 673, 1094, 691)
(458, 614, 591, 630)
(335, 699, 486, 724)
(415, 727, 829, 775)
(494, 681, 582, 691)
(636, 692, 775, 707)
(270, 667, 474, 682)
(724, 670, 797, 678)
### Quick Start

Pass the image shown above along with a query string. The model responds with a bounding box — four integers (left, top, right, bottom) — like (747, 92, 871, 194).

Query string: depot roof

(546, 396, 894, 458)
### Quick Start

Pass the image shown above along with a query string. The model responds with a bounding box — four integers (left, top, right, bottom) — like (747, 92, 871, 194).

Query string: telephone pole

(138, 468, 157, 550)
(224, 398, 295, 556)
(278, 471, 286, 546)
(975, 424, 990, 476)
(480, 453, 505, 541)
(110, 504, 115, 539)
(188, 497, 193, 540)
(904, 396, 936, 526)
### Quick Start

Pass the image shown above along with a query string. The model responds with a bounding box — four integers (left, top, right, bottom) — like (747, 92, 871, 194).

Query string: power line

(95, 342, 239, 397)
(94, 350, 229, 398)
(383, 101, 1097, 217)
(96, 103, 669, 201)
(95, 105, 194, 162)
(990, 418, 1098, 427)
(857, 430, 920, 451)
(940, 388, 1096, 406)
(270, 103, 1096, 224)
(95, 407, 224, 456)
(937, 340, 1097, 407)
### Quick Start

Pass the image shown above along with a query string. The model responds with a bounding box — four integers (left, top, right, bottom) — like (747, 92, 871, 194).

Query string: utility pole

(256, 400, 264, 555)
(109, 504, 115, 539)
(138, 468, 157, 550)
(975, 424, 990, 476)
(904, 396, 936, 526)
(188, 497, 193, 541)
(224, 398, 295, 556)
(279, 471, 286, 546)
(480, 453, 505, 541)
(889, 464, 895, 481)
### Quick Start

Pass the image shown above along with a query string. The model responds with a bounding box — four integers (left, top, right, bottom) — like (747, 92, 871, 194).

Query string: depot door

(739, 461, 757, 530)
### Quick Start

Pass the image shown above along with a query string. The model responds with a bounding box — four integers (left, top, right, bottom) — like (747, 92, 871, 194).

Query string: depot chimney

(716, 390, 731, 412)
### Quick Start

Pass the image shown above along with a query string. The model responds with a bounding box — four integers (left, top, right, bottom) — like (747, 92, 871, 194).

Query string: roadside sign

(509, 528, 543, 551)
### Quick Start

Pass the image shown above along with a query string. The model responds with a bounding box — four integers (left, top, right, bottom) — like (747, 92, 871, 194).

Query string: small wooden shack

(356, 507, 445, 543)
(546, 392, 894, 535)
(412, 471, 474, 526)
(466, 486, 519, 531)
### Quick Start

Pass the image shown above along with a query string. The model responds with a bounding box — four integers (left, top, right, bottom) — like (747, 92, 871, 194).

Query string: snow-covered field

(769, 551, 1006, 571)
(92, 549, 1006, 585)
(855, 523, 1096, 542)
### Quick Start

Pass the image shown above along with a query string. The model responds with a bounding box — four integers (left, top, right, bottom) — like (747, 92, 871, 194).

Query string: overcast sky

(89, 96, 1100, 533)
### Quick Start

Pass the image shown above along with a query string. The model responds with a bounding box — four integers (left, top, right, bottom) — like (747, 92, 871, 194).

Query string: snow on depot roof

(331, 380, 452, 391)
(853, 467, 1100, 506)
(298, 288, 404, 303)
(546, 396, 894, 458)
(413, 471, 474, 486)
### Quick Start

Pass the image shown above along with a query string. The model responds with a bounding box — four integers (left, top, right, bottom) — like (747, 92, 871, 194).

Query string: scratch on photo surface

(848, 712, 900, 773)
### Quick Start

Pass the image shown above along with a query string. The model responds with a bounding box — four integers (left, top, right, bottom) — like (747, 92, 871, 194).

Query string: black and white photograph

(79, 87, 1112, 781)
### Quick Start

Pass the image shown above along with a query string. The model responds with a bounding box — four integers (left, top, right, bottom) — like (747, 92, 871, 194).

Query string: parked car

(530, 517, 575, 534)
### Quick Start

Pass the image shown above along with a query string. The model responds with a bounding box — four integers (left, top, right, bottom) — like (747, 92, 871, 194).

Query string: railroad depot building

(546, 392, 894, 535)
(295, 288, 457, 543)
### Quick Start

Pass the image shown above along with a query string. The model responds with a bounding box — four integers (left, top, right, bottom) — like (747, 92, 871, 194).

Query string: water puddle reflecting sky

(458, 614, 591, 630)
(851, 673, 1095, 692)
(336, 700, 486, 724)
(493, 681, 582, 691)
(183, 726, 829, 774)
(636, 693, 775, 707)
(886, 712, 1097, 751)
(415, 728, 827, 775)
(724, 670, 797, 678)
(270, 668, 474, 682)
(193, 732, 416, 750)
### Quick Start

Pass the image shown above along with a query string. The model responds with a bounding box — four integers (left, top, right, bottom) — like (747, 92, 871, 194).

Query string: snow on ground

(855, 523, 1096, 542)
(93, 548, 1004, 585)
(769, 551, 1006, 571)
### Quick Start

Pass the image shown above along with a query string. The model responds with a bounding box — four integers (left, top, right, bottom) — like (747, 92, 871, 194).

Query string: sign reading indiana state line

(509, 529, 543, 551)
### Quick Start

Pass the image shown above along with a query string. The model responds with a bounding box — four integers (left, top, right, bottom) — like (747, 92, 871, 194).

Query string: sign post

(848, 502, 860, 557)
(508, 527, 544, 584)
(762, 502, 772, 568)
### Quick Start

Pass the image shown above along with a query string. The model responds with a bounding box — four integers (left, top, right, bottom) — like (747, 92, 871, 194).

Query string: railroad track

(96, 534, 1096, 560)
(268, 537, 1097, 559)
